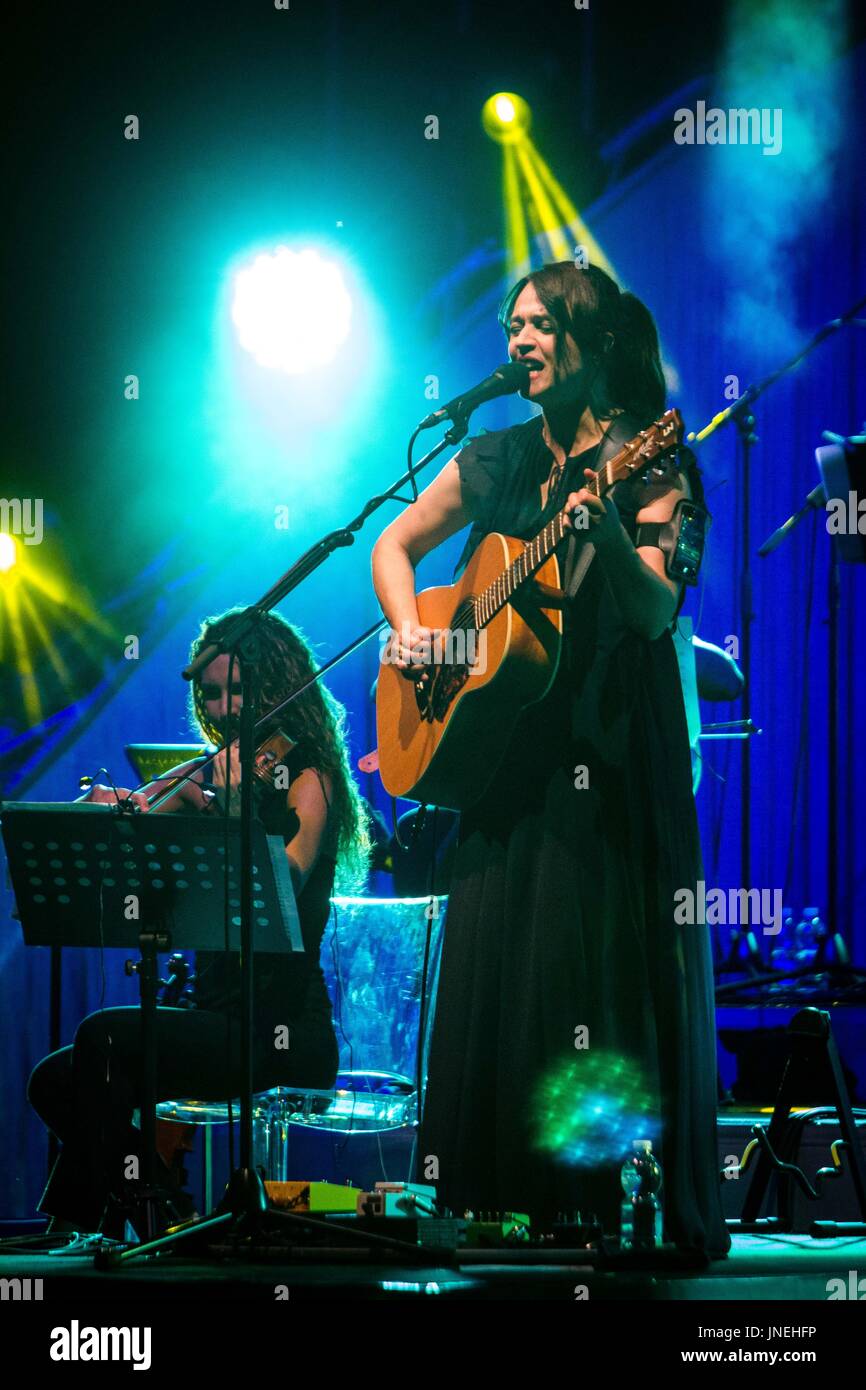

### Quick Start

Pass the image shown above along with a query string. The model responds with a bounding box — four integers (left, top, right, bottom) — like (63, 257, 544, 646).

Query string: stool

(155, 1088, 336, 1211)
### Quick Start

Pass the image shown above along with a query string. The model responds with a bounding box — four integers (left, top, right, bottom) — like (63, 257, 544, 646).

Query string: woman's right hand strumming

(385, 624, 443, 683)
(370, 450, 474, 685)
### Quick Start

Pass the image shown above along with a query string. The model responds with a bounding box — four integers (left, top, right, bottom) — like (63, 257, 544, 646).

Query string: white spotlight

(231, 246, 352, 375)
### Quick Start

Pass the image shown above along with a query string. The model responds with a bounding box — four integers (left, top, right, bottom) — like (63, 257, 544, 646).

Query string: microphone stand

(108, 409, 475, 1263)
(747, 434, 866, 1005)
(689, 293, 866, 974)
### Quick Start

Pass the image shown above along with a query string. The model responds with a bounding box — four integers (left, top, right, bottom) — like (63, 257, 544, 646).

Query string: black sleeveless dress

(419, 415, 730, 1257)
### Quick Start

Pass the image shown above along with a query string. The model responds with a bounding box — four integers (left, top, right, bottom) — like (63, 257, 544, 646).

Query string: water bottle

(769, 905, 796, 990)
(795, 906, 824, 968)
(620, 1140, 664, 1250)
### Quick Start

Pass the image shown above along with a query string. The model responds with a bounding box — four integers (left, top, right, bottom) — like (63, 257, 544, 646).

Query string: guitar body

(376, 410, 684, 812)
(376, 532, 564, 810)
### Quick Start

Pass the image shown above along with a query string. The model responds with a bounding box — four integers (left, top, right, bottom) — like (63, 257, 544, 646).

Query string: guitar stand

(728, 1008, 866, 1236)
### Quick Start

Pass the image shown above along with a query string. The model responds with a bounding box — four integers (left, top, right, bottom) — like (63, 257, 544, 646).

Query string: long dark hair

(498, 262, 666, 425)
(188, 607, 371, 892)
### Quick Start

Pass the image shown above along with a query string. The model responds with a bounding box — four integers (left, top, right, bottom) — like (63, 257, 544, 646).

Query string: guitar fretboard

(471, 412, 681, 630)
(474, 506, 570, 628)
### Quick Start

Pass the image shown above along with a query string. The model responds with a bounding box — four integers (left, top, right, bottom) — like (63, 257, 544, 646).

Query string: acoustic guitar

(376, 409, 683, 810)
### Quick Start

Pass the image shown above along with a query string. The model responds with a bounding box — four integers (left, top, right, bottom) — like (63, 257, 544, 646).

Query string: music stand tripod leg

(122, 923, 173, 1241)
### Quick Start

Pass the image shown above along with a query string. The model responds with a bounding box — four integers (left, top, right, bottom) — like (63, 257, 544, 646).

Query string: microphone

(419, 361, 531, 429)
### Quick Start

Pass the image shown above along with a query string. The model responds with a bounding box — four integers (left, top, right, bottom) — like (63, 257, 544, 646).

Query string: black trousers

(27, 1005, 339, 1229)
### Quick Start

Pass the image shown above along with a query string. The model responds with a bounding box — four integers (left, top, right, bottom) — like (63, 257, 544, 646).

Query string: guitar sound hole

(408, 604, 479, 722)
(430, 662, 470, 719)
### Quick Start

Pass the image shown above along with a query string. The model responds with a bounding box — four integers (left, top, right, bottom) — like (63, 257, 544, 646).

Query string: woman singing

(27, 607, 370, 1236)
(371, 263, 729, 1256)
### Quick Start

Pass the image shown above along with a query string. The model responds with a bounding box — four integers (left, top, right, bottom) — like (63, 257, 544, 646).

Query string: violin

(80, 730, 297, 813)
(245, 729, 297, 791)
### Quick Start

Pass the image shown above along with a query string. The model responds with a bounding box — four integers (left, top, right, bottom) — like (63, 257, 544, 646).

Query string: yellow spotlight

(0, 533, 17, 572)
(482, 91, 532, 145)
(483, 92, 619, 283)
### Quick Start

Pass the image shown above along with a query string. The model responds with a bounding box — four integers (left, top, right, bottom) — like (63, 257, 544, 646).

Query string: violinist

(26, 607, 370, 1237)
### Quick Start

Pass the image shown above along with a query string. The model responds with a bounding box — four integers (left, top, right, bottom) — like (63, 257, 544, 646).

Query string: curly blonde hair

(188, 607, 371, 892)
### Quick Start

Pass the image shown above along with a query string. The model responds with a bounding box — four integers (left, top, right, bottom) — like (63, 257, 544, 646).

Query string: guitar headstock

(600, 409, 684, 491)
(622, 409, 683, 470)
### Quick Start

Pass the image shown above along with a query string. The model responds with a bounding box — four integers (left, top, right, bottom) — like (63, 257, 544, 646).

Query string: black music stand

(3, 800, 302, 1243)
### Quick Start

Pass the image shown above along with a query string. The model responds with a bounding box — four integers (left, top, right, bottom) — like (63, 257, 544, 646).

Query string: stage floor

(1, 1231, 863, 1301)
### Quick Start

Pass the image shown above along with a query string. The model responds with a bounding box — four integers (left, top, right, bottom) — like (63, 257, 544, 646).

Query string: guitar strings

(444, 422, 677, 639)
(422, 422, 677, 709)
(448, 470, 601, 637)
